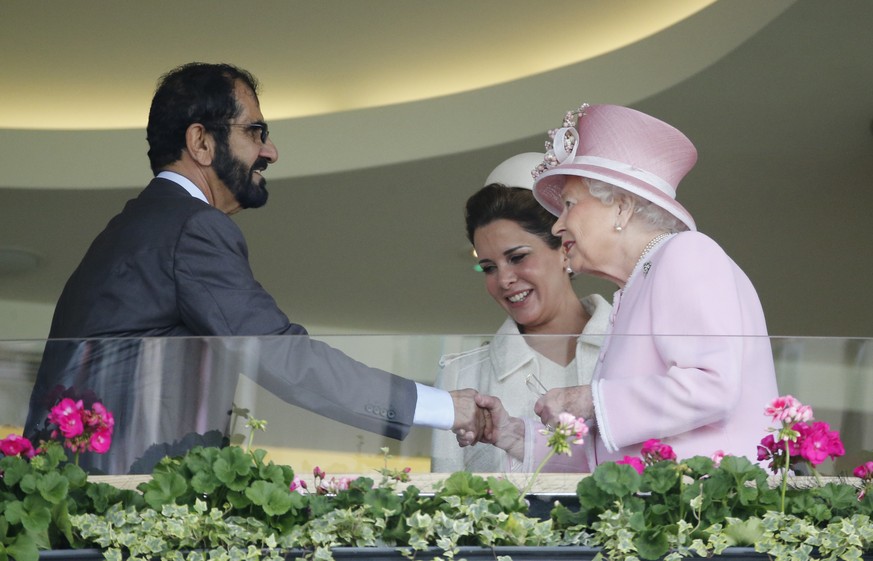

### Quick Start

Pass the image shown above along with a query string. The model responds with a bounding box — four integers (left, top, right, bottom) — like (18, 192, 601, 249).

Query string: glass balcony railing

(1, 334, 871, 477)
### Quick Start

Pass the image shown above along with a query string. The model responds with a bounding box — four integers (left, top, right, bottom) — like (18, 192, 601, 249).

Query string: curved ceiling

(0, 0, 793, 189)
(3, 0, 719, 129)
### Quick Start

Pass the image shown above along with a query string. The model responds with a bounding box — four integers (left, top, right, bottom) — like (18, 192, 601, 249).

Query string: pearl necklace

(625, 232, 672, 286)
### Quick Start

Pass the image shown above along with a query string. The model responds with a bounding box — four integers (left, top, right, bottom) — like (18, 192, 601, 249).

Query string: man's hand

(534, 385, 593, 427)
(471, 393, 525, 460)
(450, 388, 489, 445)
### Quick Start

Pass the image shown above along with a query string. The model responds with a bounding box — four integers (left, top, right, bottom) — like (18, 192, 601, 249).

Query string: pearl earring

(615, 224, 623, 232)
(566, 266, 573, 274)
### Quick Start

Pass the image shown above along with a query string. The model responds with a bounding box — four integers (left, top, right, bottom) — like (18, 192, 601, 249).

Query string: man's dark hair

(464, 184, 561, 249)
(146, 62, 260, 174)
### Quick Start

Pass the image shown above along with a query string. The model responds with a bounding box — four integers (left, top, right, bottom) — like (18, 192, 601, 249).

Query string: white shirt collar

(156, 171, 209, 205)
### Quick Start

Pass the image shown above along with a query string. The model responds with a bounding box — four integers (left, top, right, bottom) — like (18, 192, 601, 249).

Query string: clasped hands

(450, 385, 594, 451)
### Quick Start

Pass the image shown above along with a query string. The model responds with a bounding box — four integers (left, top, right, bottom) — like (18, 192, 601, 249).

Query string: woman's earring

(566, 266, 573, 274)
(614, 224, 623, 232)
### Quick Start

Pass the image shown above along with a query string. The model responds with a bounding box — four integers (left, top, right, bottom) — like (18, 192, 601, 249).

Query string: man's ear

(185, 123, 215, 166)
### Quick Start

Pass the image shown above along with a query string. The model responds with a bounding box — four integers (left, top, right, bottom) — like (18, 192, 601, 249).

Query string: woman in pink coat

(470, 103, 779, 468)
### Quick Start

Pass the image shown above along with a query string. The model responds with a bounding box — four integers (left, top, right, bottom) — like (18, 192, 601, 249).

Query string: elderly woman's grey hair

(585, 178, 688, 233)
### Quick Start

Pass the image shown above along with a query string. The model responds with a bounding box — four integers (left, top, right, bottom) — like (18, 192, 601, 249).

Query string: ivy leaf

(722, 516, 764, 546)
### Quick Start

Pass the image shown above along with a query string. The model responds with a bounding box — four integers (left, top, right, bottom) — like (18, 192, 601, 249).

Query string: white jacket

(430, 294, 611, 473)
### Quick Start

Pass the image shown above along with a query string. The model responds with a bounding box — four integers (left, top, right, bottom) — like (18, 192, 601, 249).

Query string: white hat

(483, 152, 545, 190)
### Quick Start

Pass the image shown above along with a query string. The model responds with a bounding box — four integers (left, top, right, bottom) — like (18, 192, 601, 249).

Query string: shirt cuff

(412, 383, 454, 430)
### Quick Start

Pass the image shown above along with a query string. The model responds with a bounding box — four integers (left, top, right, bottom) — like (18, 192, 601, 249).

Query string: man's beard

(213, 139, 269, 209)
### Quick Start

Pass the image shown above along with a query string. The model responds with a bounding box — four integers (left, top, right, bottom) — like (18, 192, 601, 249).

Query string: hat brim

(533, 164, 696, 231)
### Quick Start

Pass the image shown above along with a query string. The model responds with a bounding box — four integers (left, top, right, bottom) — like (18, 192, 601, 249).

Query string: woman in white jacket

(430, 153, 611, 473)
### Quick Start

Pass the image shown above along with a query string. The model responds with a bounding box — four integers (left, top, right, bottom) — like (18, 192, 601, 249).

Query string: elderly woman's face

(552, 177, 616, 277)
(473, 219, 571, 333)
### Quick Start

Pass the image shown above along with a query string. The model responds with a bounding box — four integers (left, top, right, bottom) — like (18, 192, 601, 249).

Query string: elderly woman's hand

(534, 385, 594, 427)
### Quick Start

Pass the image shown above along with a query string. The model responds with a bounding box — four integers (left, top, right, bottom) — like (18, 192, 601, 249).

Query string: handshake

(448, 386, 594, 455)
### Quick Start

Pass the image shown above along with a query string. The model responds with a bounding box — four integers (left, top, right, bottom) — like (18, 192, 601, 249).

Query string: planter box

(38, 546, 846, 560)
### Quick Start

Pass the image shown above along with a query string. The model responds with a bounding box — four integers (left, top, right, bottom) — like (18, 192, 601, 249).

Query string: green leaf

(8, 496, 52, 534)
(4, 532, 38, 561)
(641, 463, 680, 495)
(437, 471, 490, 498)
(0, 456, 30, 486)
(213, 447, 253, 490)
(36, 471, 69, 504)
(634, 526, 670, 560)
(190, 469, 221, 496)
(245, 481, 292, 516)
(141, 472, 188, 510)
(60, 463, 88, 489)
(593, 462, 641, 498)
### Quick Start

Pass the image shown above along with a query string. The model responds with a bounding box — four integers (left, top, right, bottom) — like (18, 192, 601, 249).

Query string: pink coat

(591, 231, 778, 464)
(528, 232, 779, 471)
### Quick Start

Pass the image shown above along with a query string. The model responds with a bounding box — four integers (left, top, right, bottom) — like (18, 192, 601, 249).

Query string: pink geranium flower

(765, 395, 813, 425)
(794, 421, 844, 466)
(854, 461, 873, 481)
(318, 476, 353, 495)
(641, 439, 676, 464)
(289, 476, 308, 493)
(557, 412, 589, 445)
(87, 402, 115, 430)
(88, 428, 113, 454)
(617, 455, 645, 475)
(0, 434, 35, 458)
(711, 450, 725, 468)
(48, 398, 85, 439)
(45, 398, 115, 458)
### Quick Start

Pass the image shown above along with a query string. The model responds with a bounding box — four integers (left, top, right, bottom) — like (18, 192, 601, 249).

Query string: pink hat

(532, 104, 698, 231)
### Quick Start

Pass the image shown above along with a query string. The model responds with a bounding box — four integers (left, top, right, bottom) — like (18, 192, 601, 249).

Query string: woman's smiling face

(473, 218, 570, 332)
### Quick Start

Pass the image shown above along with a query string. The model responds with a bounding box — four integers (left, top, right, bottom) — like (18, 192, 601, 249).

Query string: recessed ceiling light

(0, 248, 41, 275)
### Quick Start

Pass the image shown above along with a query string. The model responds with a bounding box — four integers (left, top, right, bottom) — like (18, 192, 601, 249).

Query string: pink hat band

(532, 104, 698, 231)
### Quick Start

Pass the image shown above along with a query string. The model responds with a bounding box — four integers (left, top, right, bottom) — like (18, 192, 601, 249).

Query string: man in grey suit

(25, 62, 482, 473)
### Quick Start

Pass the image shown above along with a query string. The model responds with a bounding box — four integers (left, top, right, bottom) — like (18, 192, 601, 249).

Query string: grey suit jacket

(26, 178, 416, 472)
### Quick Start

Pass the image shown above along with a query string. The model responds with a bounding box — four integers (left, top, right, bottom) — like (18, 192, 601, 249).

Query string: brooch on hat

(532, 103, 590, 180)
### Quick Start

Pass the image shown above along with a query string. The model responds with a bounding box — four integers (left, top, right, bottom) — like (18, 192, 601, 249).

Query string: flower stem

(522, 449, 556, 497)
(780, 442, 790, 513)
